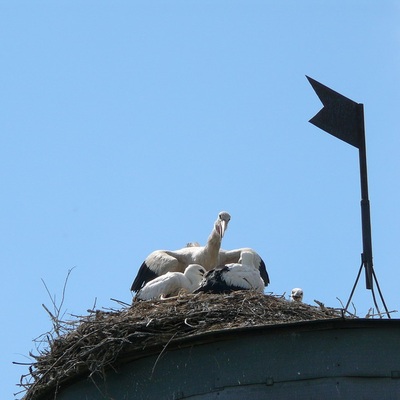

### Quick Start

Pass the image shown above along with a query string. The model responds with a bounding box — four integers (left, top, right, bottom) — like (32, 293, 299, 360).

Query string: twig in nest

(313, 300, 326, 310)
(366, 309, 398, 318)
(110, 298, 130, 307)
(366, 307, 373, 318)
(146, 319, 154, 327)
(41, 304, 59, 332)
(184, 318, 202, 328)
(336, 297, 345, 309)
(41, 267, 76, 337)
(151, 332, 178, 377)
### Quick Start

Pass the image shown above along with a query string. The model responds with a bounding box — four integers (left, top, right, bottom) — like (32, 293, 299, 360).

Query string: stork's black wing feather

(194, 266, 245, 294)
(130, 261, 159, 292)
(259, 258, 270, 286)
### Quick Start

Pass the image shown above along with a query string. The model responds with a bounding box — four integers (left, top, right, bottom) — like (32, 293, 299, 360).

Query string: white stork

(290, 288, 303, 302)
(130, 211, 231, 292)
(194, 251, 265, 294)
(218, 247, 269, 286)
(135, 264, 206, 301)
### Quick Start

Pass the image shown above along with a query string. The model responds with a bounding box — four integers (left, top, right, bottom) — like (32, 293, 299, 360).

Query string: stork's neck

(206, 228, 221, 247)
(204, 228, 221, 256)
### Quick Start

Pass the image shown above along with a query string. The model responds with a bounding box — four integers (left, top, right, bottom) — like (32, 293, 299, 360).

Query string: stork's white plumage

(135, 264, 206, 301)
(130, 212, 231, 292)
(194, 251, 265, 294)
(290, 288, 303, 302)
(218, 247, 269, 287)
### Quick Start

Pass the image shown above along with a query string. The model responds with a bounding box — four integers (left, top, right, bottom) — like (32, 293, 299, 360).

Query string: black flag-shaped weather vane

(306, 76, 390, 317)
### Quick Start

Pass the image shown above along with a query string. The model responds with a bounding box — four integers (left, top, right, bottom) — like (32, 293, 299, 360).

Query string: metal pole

(344, 258, 364, 313)
(357, 103, 373, 289)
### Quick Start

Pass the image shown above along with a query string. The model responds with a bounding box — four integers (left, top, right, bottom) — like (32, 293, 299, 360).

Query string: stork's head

(238, 251, 255, 267)
(185, 264, 207, 279)
(215, 211, 231, 238)
(290, 288, 304, 302)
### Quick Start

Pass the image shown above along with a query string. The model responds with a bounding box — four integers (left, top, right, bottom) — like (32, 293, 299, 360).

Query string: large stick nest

(20, 291, 345, 400)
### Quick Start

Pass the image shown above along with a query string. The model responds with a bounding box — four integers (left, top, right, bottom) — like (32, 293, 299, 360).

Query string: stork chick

(218, 247, 269, 287)
(135, 264, 206, 301)
(290, 288, 304, 302)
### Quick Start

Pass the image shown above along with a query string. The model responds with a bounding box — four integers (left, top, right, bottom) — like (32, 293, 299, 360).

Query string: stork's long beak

(219, 220, 227, 238)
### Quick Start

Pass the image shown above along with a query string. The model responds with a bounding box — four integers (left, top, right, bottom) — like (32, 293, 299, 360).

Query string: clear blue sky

(1, 2, 399, 398)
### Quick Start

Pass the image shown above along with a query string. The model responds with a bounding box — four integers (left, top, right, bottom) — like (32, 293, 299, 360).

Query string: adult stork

(135, 264, 206, 301)
(194, 251, 265, 294)
(130, 211, 231, 292)
(218, 248, 270, 287)
(290, 287, 304, 302)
